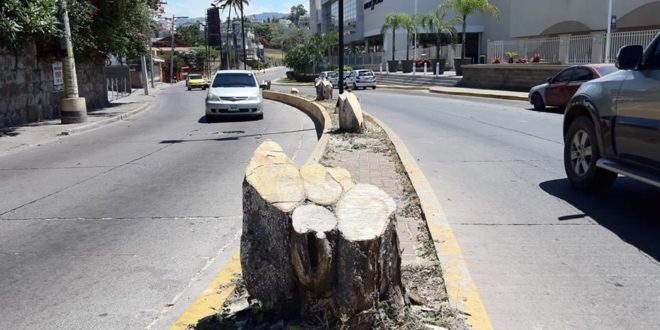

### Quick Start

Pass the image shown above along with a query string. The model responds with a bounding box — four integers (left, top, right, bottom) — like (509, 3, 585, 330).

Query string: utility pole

(240, 2, 247, 70)
(58, 0, 87, 124)
(169, 15, 189, 83)
(141, 55, 149, 95)
(604, 0, 614, 63)
(413, 0, 418, 62)
(148, 10, 155, 88)
(338, 0, 345, 94)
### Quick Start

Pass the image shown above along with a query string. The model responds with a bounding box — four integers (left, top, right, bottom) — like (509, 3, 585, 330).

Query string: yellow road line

(169, 252, 242, 330)
(365, 112, 494, 330)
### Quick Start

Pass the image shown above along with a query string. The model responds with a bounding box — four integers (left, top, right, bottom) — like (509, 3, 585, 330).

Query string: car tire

(532, 93, 545, 111)
(256, 113, 264, 120)
(205, 115, 214, 123)
(188, 87, 192, 91)
(372, 86, 377, 90)
(564, 116, 617, 191)
(202, 86, 206, 90)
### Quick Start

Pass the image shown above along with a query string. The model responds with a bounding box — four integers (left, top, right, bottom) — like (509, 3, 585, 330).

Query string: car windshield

(212, 73, 256, 88)
(188, 74, 202, 79)
(595, 66, 618, 76)
(359, 71, 373, 76)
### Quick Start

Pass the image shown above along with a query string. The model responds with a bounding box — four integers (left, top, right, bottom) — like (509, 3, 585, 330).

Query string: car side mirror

(616, 45, 643, 70)
(547, 77, 552, 83)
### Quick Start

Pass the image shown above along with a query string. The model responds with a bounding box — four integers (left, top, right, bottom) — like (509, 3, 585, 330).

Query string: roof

(213, 70, 254, 74)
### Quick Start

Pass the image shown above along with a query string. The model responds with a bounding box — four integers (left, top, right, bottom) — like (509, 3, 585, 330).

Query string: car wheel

(256, 113, 264, 120)
(188, 87, 192, 91)
(372, 86, 377, 90)
(205, 115, 214, 123)
(532, 93, 545, 111)
(564, 117, 617, 191)
(353, 83, 358, 90)
(202, 86, 206, 90)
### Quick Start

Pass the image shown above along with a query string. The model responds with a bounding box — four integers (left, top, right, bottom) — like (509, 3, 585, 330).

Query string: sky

(162, 0, 306, 18)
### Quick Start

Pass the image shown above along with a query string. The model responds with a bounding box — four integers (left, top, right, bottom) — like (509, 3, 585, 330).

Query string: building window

(323, 0, 357, 34)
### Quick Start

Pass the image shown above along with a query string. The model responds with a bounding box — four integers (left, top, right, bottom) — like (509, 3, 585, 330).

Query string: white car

(349, 69, 377, 90)
(205, 70, 264, 121)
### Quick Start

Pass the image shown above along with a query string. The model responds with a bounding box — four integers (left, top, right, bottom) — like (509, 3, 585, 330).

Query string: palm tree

(381, 13, 403, 62)
(439, 0, 500, 59)
(419, 8, 459, 60)
(397, 12, 415, 61)
(218, 0, 249, 69)
(321, 32, 338, 59)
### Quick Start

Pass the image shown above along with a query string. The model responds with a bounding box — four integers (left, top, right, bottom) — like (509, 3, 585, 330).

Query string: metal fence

(323, 44, 463, 67)
(326, 52, 384, 67)
(606, 29, 659, 62)
(487, 29, 659, 64)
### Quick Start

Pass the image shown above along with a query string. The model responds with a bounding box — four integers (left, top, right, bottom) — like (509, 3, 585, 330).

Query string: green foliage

(283, 34, 323, 73)
(418, 8, 460, 59)
(178, 24, 204, 47)
(0, 0, 60, 50)
(438, 0, 500, 57)
(332, 65, 352, 72)
(288, 4, 307, 27)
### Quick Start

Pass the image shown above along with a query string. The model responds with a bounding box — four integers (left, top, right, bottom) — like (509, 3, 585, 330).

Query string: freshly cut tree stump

(300, 164, 343, 206)
(241, 142, 406, 325)
(241, 140, 305, 316)
(334, 184, 405, 324)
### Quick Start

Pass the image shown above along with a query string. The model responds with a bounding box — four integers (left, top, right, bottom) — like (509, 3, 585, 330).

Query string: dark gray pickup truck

(563, 33, 660, 191)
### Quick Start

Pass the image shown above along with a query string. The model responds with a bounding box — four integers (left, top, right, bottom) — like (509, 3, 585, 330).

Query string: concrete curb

(271, 81, 315, 87)
(60, 101, 151, 136)
(379, 85, 432, 91)
(169, 92, 331, 330)
(429, 87, 528, 101)
(363, 111, 494, 330)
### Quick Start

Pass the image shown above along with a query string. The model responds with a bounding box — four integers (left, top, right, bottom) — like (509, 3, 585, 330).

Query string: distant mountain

(250, 12, 288, 22)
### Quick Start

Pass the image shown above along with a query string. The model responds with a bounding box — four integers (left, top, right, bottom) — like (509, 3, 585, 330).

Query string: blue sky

(162, 0, 306, 18)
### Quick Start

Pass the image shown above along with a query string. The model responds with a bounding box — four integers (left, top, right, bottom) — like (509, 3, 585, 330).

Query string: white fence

(324, 44, 463, 67)
(488, 29, 659, 64)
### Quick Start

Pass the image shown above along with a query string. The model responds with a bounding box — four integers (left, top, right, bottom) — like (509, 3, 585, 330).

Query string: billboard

(207, 7, 222, 46)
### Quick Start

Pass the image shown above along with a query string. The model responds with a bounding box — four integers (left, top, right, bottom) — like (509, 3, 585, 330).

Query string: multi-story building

(310, 0, 660, 63)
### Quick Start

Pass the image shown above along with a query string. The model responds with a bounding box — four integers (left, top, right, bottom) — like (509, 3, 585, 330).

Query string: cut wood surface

(300, 163, 343, 206)
(336, 184, 396, 241)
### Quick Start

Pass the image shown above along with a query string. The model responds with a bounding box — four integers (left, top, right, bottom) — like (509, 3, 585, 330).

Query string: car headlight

(248, 95, 260, 101)
(207, 93, 219, 101)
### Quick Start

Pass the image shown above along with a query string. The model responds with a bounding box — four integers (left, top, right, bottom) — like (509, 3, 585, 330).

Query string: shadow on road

(540, 178, 660, 263)
(198, 115, 262, 124)
(160, 128, 317, 144)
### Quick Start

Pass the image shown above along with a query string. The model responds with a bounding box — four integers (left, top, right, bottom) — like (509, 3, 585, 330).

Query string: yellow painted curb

(364, 111, 494, 330)
(169, 252, 242, 330)
(169, 92, 331, 329)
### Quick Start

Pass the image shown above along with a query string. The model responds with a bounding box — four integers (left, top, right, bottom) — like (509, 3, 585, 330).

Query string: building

(310, 0, 660, 63)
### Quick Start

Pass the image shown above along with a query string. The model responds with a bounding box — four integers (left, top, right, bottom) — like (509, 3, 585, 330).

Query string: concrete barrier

(460, 64, 571, 91)
(263, 91, 331, 165)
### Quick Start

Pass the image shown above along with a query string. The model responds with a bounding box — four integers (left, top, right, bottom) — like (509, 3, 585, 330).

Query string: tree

(398, 12, 415, 61)
(419, 8, 459, 60)
(381, 13, 403, 62)
(284, 34, 323, 73)
(177, 24, 203, 47)
(321, 31, 338, 59)
(439, 0, 500, 58)
(217, 0, 250, 69)
(0, 0, 60, 51)
(288, 4, 307, 27)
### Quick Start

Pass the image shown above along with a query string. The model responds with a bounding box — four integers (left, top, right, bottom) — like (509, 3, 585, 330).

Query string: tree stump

(241, 142, 406, 325)
(337, 92, 365, 133)
(241, 140, 305, 316)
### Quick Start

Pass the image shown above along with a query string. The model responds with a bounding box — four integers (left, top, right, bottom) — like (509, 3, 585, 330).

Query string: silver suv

(563, 33, 660, 191)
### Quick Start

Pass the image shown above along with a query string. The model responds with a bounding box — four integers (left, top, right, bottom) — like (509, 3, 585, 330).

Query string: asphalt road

(0, 83, 317, 329)
(266, 70, 660, 329)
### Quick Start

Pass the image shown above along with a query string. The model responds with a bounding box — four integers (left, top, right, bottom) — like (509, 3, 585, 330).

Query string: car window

(358, 71, 374, 77)
(644, 38, 660, 69)
(595, 66, 618, 76)
(212, 73, 257, 88)
(553, 69, 574, 83)
(573, 68, 595, 81)
(189, 74, 202, 79)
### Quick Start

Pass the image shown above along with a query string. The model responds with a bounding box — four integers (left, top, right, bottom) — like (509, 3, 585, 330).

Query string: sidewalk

(0, 83, 172, 156)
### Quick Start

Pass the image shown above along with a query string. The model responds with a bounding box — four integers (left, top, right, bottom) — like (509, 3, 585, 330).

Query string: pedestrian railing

(487, 29, 660, 64)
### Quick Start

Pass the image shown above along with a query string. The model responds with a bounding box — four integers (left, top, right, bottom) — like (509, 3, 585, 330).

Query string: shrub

(333, 65, 353, 72)
(286, 71, 295, 80)
(415, 57, 432, 66)
(516, 57, 528, 64)
(531, 53, 542, 63)
(491, 57, 502, 64)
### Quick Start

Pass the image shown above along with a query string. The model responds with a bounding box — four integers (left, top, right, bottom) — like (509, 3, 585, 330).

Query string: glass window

(553, 69, 574, 83)
(323, 0, 356, 33)
(595, 66, 618, 76)
(645, 38, 660, 69)
(358, 71, 373, 76)
(188, 74, 202, 79)
(212, 73, 256, 88)
(573, 68, 595, 81)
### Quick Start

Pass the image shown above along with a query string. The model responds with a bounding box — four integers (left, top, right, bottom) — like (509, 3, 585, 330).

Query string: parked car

(326, 72, 339, 86)
(562, 33, 660, 191)
(529, 64, 618, 110)
(331, 71, 353, 89)
(317, 71, 334, 81)
(205, 70, 265, 121)
(186, 73, 207, 91)
(350, 69, 377, 90)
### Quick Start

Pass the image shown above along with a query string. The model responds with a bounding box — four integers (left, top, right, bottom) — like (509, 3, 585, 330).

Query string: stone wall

(0, 43, 107, 128)
(459, 64, 572, 92)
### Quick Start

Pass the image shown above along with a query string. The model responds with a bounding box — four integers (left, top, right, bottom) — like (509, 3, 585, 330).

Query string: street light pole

(413, 0, 417, 61)
(338, 0, 345, 95)
(57, 0, 87, 124)
(604, 0, 613, 63)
